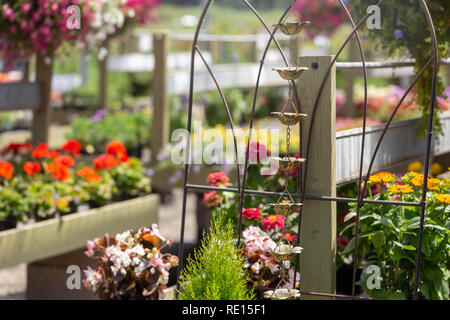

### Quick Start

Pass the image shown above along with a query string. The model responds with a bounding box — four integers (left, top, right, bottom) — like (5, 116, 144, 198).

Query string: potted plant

(83, 224, 178, 300)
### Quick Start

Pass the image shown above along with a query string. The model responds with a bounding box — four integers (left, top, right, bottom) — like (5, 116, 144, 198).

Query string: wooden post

(344, 37, 358, 117)
(31, 52, 54, 145)
(151, 33, 169, 161)
(298, 55, 337, 299)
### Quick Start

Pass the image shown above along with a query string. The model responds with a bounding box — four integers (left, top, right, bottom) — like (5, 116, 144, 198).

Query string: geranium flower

(0, 161, 13, 179)
(32, 143, 49, 158)
(47, 150, 60, 158)
(94, 154, 118, 170)
(247, 141, 269, 163)
(262, 215, 284, 232)
(53, 155, 76, 167)
(389, 184, 413, 194)
(77, 167, 101, 182)
(369, 171, 396, 184)
(23, 161, 41, 176)
(45, 163, 71, 181)
(1, 142, 32, 155)
(242, 208, 263, 220)
(202, 191, 222, 208)
(106, 140, 129, 162)
(61, 140, 82, 157)
(206, 171, 230, 187)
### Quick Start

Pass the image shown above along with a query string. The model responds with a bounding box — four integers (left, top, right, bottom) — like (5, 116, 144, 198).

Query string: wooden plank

(31, 52, 54, 145)
(0, 82, 41, 111)
(152, 33, 170, 161)
(0, 194, 159, 270)
(298, 56, 337, 298)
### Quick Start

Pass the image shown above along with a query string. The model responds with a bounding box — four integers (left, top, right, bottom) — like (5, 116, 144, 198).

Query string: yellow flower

(389, 184, 414, 194)
(428, 178, 441, 191)
(431, 162, 443, 176)
(435, 193, 450, 204)
(408, 161, 422, 173)
(369, 171, 396, 184)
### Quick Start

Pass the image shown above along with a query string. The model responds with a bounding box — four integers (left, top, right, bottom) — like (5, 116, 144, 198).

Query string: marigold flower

(202, 191, 222, 208)
(206, 171, 230, 187)
(389, 184, 413, 194)
(32, 143, 49, 158)
(94, 154, 118, 170)
(61, 139, 82, 157)
(242, 208, 263, 220)
(410, 174, 441, 191)
(262, 215, 284, 232)
(0, 161, 13, 179)
(435, 193, 450, 204)
(23, 161, 41, 176)
(369, 171, 395, 184)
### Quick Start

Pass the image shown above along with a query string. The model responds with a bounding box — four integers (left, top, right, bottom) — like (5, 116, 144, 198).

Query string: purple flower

(396, 20, 404, 26)
(394, 29, 403, 39)
(168, 176, 176, 185)
(175, 170, 184, 179)
(146, 169, 154, 178)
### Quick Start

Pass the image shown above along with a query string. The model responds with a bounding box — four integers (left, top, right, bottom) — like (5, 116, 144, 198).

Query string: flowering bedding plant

(0, 0, 96, 62)
(83, 224, 178, 300)
(0, 139, 151, 230)
(340, 171, 450, 300)
(202, 141, 301, 291)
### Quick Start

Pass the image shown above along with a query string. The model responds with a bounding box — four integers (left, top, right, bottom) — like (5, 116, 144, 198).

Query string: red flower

(23, 161, 41, 176)
(32, 143, 49, 158)
(1, 142, 32, 155)
(94, 154, 118, 170)
(206, 171, 230, 187)
(242, 208, 262, 220)
(0, 161, 13, 179)
(262, 215, 284, 232)
(61, 140, 82, 157)
(337, 237, 349, 249)
(247, 141, 269, 163)
(47, 150, 60, 159)
(282, 231, 297, 242)
(202, 191, 222, 208)
(53, 155, 76, 167)
(106, 140, 128, 162)
(77, 167, 102, 182)
(45, 163, 71, 181)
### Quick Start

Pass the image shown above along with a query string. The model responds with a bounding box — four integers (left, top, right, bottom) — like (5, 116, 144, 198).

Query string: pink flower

(282, 231, 297, 242)
(247, 141, 269, 163)
(85, 240, 96, 257)
(206, 171, 230, 187)
(20, 3, 32, 14)
(242, 208, 263, 221)
(202, 191, 222, 208)
(3, 6, 15, 22)
(262, 215, 284, 232)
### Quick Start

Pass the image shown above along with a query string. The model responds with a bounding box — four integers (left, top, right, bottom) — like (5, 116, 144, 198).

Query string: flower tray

(0, 194, 159, 270)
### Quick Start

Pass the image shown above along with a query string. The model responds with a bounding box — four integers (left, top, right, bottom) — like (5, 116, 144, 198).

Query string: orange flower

(202, 191, 222, 208)
(1, 142, 32, 155)
(53, 155, 76, 167)
(435, 193, 450, 205)
(45, 163, 71, 181)
(369, 171, 396, 184)
(61, 140, 82, 157)
(47, 150, 60, 159)
(32, 143, 49, 158)
(389, 184, 414, 194)
(106, 140, 128, 162)
(94, 154, 118, 170)
(410, 174, 441, 191)
(23, 161, 41, 176)
(77, 167, 102, 182)
(0, 161, 13, 179)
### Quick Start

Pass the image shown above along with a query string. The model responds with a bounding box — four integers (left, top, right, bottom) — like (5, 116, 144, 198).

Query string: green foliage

(66, 110, 151, 153)
(177, 212, 255, 300)
(352, 0, 450, 135)
(340, 173, 450, 300)
(110, 158, 151, 199)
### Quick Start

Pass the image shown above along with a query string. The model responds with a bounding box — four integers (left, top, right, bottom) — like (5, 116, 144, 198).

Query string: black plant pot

(336, 264, 363, 296)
